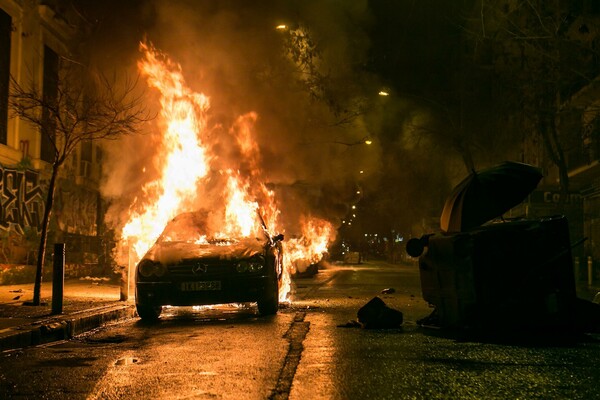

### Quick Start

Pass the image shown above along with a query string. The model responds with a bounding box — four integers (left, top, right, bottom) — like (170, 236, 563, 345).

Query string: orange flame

(118, 42, 334, 302)
(283, 217, 334, 275)
(121, 43, 210, 259)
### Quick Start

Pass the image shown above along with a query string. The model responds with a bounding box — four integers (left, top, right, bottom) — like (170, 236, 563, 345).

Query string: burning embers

(116, 42, 333, 302)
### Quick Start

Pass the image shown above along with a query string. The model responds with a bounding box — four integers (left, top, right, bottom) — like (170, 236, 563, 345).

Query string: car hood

(143, 237, 267, 265)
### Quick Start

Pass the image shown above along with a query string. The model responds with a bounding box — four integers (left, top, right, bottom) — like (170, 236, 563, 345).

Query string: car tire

(136, 303, 162, 321)
(257, 280, 279, 316)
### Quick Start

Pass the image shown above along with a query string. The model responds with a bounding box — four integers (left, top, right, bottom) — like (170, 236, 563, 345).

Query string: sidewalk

(0, 279, 136, 352)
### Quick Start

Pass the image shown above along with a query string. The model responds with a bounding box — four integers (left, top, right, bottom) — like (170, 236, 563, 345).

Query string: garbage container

(418, 216, 577, 331)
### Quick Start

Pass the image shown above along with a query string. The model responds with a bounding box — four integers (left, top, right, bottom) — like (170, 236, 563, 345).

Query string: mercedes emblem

(192, 263, 208, 274)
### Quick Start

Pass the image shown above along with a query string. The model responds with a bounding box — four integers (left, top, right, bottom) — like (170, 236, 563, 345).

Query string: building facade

(0, 0, 106, 281)
(473, 0, 600, 279)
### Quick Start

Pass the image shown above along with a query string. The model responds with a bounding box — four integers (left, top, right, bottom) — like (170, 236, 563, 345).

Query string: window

(0, 8, 11, 145)
(80, 140, 92, 177)
(41, 45, 58, 163)
(81, 140, 92, 162)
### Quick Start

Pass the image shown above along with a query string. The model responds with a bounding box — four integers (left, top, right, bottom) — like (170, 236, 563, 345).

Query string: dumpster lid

(440, 161, 542, 233)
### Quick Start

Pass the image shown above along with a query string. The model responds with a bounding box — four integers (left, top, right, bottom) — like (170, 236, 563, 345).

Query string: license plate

(181, 281, 221, 291)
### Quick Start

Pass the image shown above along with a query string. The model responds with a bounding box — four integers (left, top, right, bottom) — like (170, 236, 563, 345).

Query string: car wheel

(257, 280, 279, 316)
(136, 303, 162, 321)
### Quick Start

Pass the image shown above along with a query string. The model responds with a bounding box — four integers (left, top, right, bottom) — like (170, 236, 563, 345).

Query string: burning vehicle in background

(284, 219, 334, 278)
(135, 210, 284, 321)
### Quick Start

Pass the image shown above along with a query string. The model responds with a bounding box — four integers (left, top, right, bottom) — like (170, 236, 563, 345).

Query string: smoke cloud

(84, 1, 381, 235)
(76, 0, 485, 248)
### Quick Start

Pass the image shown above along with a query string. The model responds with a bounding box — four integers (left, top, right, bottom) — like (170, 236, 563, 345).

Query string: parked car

(135, 210, 284, 321)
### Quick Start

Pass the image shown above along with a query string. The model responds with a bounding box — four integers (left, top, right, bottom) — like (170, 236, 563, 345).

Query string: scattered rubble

(357, 297, 403, 329)
(337, 320, 362, 328)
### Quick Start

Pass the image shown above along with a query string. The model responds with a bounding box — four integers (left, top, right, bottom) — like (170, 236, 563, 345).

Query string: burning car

(135, 210, 284, 321)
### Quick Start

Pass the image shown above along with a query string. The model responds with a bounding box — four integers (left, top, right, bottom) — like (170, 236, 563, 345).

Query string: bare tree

(9, 59, 150, 305)
(464, 0, 600, 197)
(278, 24, 369, 130)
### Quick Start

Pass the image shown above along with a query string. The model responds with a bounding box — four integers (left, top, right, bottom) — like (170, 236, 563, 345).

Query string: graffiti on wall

(0, 166, 99, 237)
(55, 183, 98, 236)
(0, 166, 46, 234)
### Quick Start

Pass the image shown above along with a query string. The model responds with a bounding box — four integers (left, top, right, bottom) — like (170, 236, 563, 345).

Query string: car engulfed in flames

(135, 210, 284, 321)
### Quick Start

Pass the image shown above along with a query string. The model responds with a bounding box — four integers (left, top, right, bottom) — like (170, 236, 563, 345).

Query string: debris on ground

(337, 320, 362, 328)
(357, 296, 403, 329)
(381, 288, 395, 295)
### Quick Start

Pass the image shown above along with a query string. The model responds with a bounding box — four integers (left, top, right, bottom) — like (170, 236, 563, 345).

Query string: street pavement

(0, 263, 598, 354)
(0, 261, 599, 399)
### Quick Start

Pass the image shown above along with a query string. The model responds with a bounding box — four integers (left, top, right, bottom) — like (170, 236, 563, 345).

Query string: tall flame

(121, 43, 210, 258)
(118, 42, 334, 302)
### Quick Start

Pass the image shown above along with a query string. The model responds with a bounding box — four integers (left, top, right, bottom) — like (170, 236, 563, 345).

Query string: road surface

(1, 260, 599, 399)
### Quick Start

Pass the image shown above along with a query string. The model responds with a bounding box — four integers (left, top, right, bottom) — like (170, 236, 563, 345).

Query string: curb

(0, 303, 136, 352)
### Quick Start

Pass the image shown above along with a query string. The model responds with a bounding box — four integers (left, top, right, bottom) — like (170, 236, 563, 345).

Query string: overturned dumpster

(407, 161, 599, 333)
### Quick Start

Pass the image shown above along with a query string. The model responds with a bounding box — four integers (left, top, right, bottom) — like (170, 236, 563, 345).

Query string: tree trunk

(539, 111, 570, 209)
(32, 163, 59, 305)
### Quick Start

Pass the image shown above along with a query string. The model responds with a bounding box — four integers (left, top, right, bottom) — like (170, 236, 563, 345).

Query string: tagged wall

(0, 165, 46, 234)
(0, 165, 101, 269)
(55, 183, 98, 236)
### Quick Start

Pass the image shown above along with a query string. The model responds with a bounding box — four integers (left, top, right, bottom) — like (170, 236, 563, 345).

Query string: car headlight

(236, 256, 265, 273)
(248, 261, 264, 272)
(248, 256, 265, 272)
(236, 261, 249, 273)
(137, 259, 166, 278)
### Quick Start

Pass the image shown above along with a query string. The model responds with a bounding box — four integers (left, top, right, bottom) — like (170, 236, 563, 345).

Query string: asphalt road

(0, 260, 599, 399)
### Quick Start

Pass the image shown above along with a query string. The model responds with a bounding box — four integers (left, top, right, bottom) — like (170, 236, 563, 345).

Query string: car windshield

(158, 210, 267, 244)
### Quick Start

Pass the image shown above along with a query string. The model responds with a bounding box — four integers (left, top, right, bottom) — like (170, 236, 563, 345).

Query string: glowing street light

(378, 90, 390, 96)
(276, 24, 288, 30)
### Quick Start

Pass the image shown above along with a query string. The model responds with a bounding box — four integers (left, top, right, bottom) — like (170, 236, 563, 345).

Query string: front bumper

(136, 275, 273, 307)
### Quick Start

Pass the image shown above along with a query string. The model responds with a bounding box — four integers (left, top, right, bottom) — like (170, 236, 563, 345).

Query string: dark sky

(367, 0, 466, 95)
